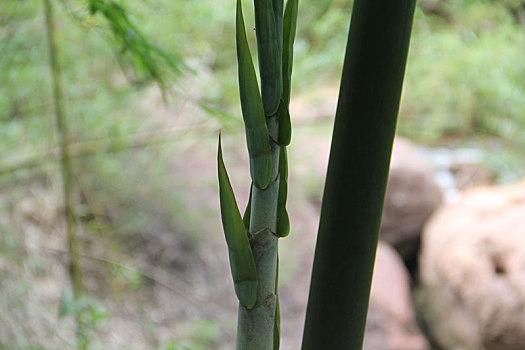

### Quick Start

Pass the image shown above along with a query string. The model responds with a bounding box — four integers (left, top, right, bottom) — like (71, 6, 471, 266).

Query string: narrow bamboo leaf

(282, 0, 298, 105)
(217, 136, 258, 308)
(243, 184, 253, 230)
(254, 0, 282, 115)
(88, 0, 185, 88)
(236, 0, 272, 189)
(276, 147, 290, 237)
(276, 100, 292, 146)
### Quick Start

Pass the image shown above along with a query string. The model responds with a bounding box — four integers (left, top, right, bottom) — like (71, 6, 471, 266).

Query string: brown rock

(381, 137, 443, 260)
(418, 181, 525, 350)
(364, 241, 430, 350)
(279, 240, 429, 350)
(449, 162, 497, 190)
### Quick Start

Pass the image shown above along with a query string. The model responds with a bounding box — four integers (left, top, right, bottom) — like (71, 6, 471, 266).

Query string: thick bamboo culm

(302, 0, 416, 349)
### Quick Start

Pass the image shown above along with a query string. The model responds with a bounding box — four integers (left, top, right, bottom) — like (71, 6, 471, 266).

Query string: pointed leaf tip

(243, 184, 253, 230)
(283, 0, 298, 105)
(236, 280, 258, 309)
(236, 0, 273, 189)
(217, 136, 258, 307)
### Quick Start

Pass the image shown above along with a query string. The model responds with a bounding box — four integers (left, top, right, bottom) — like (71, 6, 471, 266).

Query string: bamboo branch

(43, 0, 83, 346)
(0, 123, 217, 176)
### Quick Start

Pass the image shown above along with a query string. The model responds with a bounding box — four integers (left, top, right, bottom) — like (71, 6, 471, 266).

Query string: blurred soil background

(2, 0, 525, 349)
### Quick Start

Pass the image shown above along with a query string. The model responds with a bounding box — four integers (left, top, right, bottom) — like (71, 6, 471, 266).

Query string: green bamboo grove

(218, 0, 415, 348)
(217, 0, 297, 348)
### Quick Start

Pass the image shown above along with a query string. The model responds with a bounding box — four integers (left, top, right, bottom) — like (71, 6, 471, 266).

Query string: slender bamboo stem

(301, 0, 416, 349)
(236, 124, 280, 350)
(43, 0, 83, 346)
(233, 0, 295, 346)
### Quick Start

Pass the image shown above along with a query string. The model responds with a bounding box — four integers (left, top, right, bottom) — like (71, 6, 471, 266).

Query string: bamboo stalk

(232, 0, 290, 347)
(43, 0, 84, 346)
(219, 0, 296, 346)
(301, 0, 416, 348)
(236, 132, 280, 350)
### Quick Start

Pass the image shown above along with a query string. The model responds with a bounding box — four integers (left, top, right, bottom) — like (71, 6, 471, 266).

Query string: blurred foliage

(401, 1, 525, 146)
(59, 288, 109, 349)
(0, 345, 46, 350)
(0, 0, 523, 274)
(0, 0, 190, 239)
(0, 0, 524, 280)
(84, 0, 186, 89)
(163, 319, 219, 350)
(398, 0, 525, 181)
(1, 0, 525, 345)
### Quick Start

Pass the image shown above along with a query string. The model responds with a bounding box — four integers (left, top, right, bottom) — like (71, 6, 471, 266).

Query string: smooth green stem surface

(236, 229, 278, 350)
(273, 0, 283, 54)
(236, 135, 280, 350)
(301, 0, 416, 349)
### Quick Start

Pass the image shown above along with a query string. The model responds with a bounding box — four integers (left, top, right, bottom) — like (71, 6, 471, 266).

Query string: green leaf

(276, 147, 290, 237)
(243, 184, 253, 230)
(87, 0, 185, 90)
(254, 0, 282, 115)
(236, 0, 273, 189)
(217, 135, 258, 308)
(276, 100, 292, 146)
(282, 0, 298, 105)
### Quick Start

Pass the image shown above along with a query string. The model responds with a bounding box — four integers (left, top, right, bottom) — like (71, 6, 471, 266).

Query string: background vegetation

(1, 0, 525, 348)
